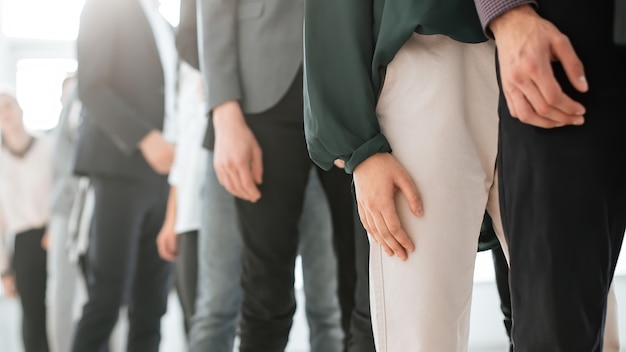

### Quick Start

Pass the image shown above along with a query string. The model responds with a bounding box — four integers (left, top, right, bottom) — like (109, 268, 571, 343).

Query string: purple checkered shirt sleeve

(474, 0, 538, 37)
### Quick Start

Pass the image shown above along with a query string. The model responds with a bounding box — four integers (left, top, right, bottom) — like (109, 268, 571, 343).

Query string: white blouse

(0, 134, 53, 273)
(168, 62, 208, 234)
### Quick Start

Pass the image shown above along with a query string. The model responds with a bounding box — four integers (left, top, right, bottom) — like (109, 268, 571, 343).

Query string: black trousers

(13, 228, 49, 352)
(347, 209, 376, 352)
(235, 71, 373, 352)
(498, 3, 626, 349)
(491, 245, 512, 352)
(71, 176, 172, 352)
(175, 230, 198, 335)
(316, 165, 357, 351)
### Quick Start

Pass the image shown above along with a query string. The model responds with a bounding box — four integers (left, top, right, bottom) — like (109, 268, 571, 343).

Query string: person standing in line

(195, 0, 368, 350)
(473, 1, 626, 350)
(46, 74, 87, 352)
(71, 0, 177, 350)
(156, 62, 205, 336)
(0, 88, 53, 352)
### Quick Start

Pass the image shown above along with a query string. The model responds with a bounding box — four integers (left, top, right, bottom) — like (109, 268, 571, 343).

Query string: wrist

(489, 4, 537, 39)
(139, 130, 161, 151)
(213, 100, 245, 128)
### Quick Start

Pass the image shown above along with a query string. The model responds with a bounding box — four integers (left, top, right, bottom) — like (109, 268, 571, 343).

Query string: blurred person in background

(71, 0, 177, 350)
(0, 88, 53, 352)
(155, 60, 205, 339)
(46, 74, 87, 352)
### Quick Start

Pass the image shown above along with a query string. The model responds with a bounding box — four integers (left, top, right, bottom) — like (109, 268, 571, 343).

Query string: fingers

(373, 209, 410, 261)
(333, 159, 346, 169)
(531, 64, 586, 119)
(358, 197, 413, 261)
(237, 168, 261, 203)
(358, 203, 394, 257)
(495, 19, 587, 129)
(395, 170, 423, 217)
(251, 144, 263, 185)
(504, 61, 584, 127)
(157, 233, 177, 262)
(550, 34, 588, 93)
(215, 148, 262, 203)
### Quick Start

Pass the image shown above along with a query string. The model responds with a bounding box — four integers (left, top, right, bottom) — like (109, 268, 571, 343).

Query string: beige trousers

(370, 33, 620, 351)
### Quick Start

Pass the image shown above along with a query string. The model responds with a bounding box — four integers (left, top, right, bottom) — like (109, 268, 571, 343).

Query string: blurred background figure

(0, 88, 53, 352)
(155, 54, 206, 340)
(46, 74, 86, 352)
(70, 0, 177, 350)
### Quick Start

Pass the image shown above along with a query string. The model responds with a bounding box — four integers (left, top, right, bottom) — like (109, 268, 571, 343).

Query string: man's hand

(156, 222, 178, 262)
(334, 159, 345, 169)
(41, 230, 49, 251)
(213, 101, 263, 203)
(1, 274, 17, 298)
(353, 153, 423, 261)
(490, 5, 588, 128)
(139, 130, 175, 175)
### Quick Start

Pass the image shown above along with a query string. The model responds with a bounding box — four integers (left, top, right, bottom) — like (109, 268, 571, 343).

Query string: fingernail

(579, 76, 588, 91)
(574, 117, 585, 125)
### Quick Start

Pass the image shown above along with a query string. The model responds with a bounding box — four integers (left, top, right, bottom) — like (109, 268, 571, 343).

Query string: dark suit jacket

(73, 0, 166, 180)
(176, 0, 200, 70)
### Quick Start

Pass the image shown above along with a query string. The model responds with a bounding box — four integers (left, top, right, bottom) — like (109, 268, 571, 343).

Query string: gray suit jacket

(198, 0, 304, 114)
(49, 89, 82, 216)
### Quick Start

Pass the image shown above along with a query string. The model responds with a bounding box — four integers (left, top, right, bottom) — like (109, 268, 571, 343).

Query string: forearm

(163, 186, 177, 230)
(303, 0, 390, 173)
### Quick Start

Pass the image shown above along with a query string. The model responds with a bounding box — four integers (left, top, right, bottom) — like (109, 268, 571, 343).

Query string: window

(159, 0, 181, 27)
(2, 0, 179, 40)
(16, 58, 77, 131)
(2, 0, 85, 40)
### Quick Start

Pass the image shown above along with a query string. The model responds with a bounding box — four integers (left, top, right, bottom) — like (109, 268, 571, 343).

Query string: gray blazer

(198, 0, 304, 114)
(49, 89, 82, 216)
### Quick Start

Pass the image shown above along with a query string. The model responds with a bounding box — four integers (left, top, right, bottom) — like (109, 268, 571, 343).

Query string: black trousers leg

(317, 166, 357, 350)
(491, 245, 512, 352)
(236, 73, 313, 352)
(71, 177, 171, 352)
(498, 87, 626, 352)
(13, 228, 49, 352)
(127, 185, 172, 352)
(347, 203, 376, 352)
(175, 231, 199, 335)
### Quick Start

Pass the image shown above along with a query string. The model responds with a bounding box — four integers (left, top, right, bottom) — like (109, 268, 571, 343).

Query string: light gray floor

(4, 267, 626, 351)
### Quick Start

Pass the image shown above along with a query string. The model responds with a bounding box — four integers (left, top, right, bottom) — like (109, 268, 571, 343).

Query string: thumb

(395, 171, 423, 217)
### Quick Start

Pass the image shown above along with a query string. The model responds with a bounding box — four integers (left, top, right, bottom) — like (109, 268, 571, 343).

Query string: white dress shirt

(168, 63, 208, 234)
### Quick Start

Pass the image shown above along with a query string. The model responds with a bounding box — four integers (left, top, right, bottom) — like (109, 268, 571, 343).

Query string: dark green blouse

(304, 0, 487, 173)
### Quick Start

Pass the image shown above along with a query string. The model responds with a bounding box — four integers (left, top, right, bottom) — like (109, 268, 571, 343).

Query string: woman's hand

(353, 153, 423, 261)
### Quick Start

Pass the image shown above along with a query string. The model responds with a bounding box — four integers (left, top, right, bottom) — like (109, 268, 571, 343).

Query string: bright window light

(2, 0, 85, 40)
(2, 0, 179, 40)
(16, 58, 77, 132)
(160, 0, 181, 27)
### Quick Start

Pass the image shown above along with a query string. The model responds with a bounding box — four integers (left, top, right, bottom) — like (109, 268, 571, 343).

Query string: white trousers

(369, 33, 620, 351)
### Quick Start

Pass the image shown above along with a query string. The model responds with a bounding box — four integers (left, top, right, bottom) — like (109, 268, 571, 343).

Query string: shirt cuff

(344, 133, 392, 174)
(475, 0, 537, 38)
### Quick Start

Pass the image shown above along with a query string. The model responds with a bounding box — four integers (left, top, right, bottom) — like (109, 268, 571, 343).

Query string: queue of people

(0, 0, 625, 351)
